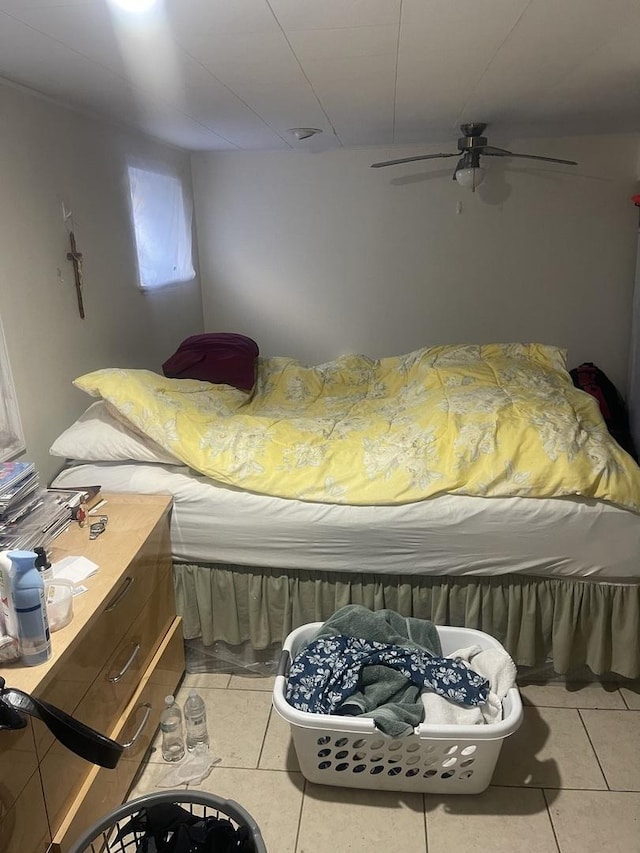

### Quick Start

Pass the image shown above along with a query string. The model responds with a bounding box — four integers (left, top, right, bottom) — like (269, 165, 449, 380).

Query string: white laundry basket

(273, 622, 523, 795)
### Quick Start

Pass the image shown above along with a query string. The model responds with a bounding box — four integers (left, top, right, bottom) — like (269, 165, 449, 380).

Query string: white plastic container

(0, 550, 18, 640)
(273, 622, 523, 795)
(44, 579, 74, 632)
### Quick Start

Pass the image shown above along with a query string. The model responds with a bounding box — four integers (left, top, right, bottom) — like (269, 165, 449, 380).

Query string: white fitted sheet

(51, 461, 640, 582)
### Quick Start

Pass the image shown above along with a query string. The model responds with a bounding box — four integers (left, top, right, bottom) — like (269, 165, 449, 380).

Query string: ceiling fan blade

(483, 149, 578, 166)
(370, 153, 457, 168)
(479, 145, 511, 156)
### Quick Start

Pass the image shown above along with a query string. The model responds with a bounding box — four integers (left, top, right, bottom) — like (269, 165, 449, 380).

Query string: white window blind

(127, 165, 195, 290)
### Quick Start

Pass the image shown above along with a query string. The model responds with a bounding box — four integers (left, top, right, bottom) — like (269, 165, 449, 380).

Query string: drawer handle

(121, 702, 152, 750)
(105, 576, 134, 612)
(107, 642, 141, 683)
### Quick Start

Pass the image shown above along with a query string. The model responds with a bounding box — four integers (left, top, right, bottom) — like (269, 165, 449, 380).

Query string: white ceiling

(1, 0, 639, 153)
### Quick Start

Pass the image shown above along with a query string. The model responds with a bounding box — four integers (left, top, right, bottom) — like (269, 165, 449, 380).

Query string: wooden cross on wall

(66, 231, 85, 319)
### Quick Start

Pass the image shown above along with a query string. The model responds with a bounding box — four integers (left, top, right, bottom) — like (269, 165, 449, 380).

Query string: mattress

(51, 461, 640, 582)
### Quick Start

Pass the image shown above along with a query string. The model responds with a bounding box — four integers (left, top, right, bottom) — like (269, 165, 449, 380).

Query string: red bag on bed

(570, 362, 637, 460)
(162, 333, 259, 391)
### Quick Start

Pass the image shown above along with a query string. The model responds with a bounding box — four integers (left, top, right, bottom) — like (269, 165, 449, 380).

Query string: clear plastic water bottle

(184, 688, 209, 752)
(160, 695, 184, 762)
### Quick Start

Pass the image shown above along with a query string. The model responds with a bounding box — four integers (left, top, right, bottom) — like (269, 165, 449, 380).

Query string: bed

(50, 342, 640, 678)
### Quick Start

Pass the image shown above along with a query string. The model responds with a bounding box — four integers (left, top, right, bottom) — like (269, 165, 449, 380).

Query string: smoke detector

(288, 128, 323, 141)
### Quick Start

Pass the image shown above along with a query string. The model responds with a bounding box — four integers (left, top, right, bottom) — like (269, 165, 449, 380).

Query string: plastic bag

(156, 742, 220, 788)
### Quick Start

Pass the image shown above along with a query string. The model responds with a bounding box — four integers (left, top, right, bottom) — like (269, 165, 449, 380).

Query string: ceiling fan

(371, 123, 578, 191)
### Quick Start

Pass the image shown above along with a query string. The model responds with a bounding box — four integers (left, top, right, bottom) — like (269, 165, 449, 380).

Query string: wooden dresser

(0, 494, 185, 853)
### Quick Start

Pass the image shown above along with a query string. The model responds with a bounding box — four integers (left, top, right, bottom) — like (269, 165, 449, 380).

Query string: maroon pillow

(162, 333, 259, 391)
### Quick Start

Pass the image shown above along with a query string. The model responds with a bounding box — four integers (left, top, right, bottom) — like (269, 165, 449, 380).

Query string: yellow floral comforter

(74, 343, 640, 510)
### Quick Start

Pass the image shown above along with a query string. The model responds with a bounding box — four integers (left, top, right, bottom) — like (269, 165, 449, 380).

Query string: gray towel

(314, 605, 442, 655)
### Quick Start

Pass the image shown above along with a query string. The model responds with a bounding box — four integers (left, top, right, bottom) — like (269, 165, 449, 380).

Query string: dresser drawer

(38, 569, 175, 835)
(33, 517, 171, 760)
(0, 721, 38, 816)
(73, 567, 174, 742)
(116, 616, 186, 778)
(51, 617, 184, 853)
(0, 770, 50, 853)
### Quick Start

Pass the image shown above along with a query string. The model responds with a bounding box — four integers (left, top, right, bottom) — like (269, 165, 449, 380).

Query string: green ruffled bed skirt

(173, 563, 640, 678)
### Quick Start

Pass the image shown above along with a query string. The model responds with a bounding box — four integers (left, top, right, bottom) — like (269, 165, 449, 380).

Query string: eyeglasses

(89, 516, 108, 540)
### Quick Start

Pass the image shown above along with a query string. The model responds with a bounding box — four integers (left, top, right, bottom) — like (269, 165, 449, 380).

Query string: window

(127, 165, 195, 289)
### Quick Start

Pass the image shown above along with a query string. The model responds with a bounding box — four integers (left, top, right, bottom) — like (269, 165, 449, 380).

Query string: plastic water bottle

(160, 695, 185, 762)
(184, 689, 209, 752)
(9, 550, 51, 666)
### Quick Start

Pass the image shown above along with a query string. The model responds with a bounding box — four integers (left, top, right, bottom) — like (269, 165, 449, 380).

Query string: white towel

(421, 643, 517, 726)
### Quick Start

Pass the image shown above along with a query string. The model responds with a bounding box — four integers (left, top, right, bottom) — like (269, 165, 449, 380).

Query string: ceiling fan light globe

(455, 166, 485, 190)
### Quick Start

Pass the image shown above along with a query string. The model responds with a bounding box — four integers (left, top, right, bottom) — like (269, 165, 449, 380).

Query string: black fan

(371, 123, 577, 190)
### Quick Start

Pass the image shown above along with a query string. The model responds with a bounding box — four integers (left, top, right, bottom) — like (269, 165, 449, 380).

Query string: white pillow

(50, 401, 180, 465)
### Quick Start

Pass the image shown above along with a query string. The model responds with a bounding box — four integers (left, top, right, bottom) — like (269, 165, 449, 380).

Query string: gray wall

(0, 81, 203, 483)
(192, 134, 640, 391)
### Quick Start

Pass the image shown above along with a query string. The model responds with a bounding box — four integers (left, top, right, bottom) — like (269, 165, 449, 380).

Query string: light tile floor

(130, 675, 640, 853)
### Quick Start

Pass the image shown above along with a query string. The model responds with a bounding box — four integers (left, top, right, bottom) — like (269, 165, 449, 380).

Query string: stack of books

(0, 460, 38, 508)
(0, 461, 74, 551)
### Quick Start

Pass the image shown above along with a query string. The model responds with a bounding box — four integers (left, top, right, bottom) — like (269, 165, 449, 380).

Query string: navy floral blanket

(286, 634, 489, 736)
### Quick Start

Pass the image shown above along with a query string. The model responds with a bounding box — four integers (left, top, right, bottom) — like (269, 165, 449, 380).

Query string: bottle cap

(165, 695, 175, 705)
(34, 547, 51, 573)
